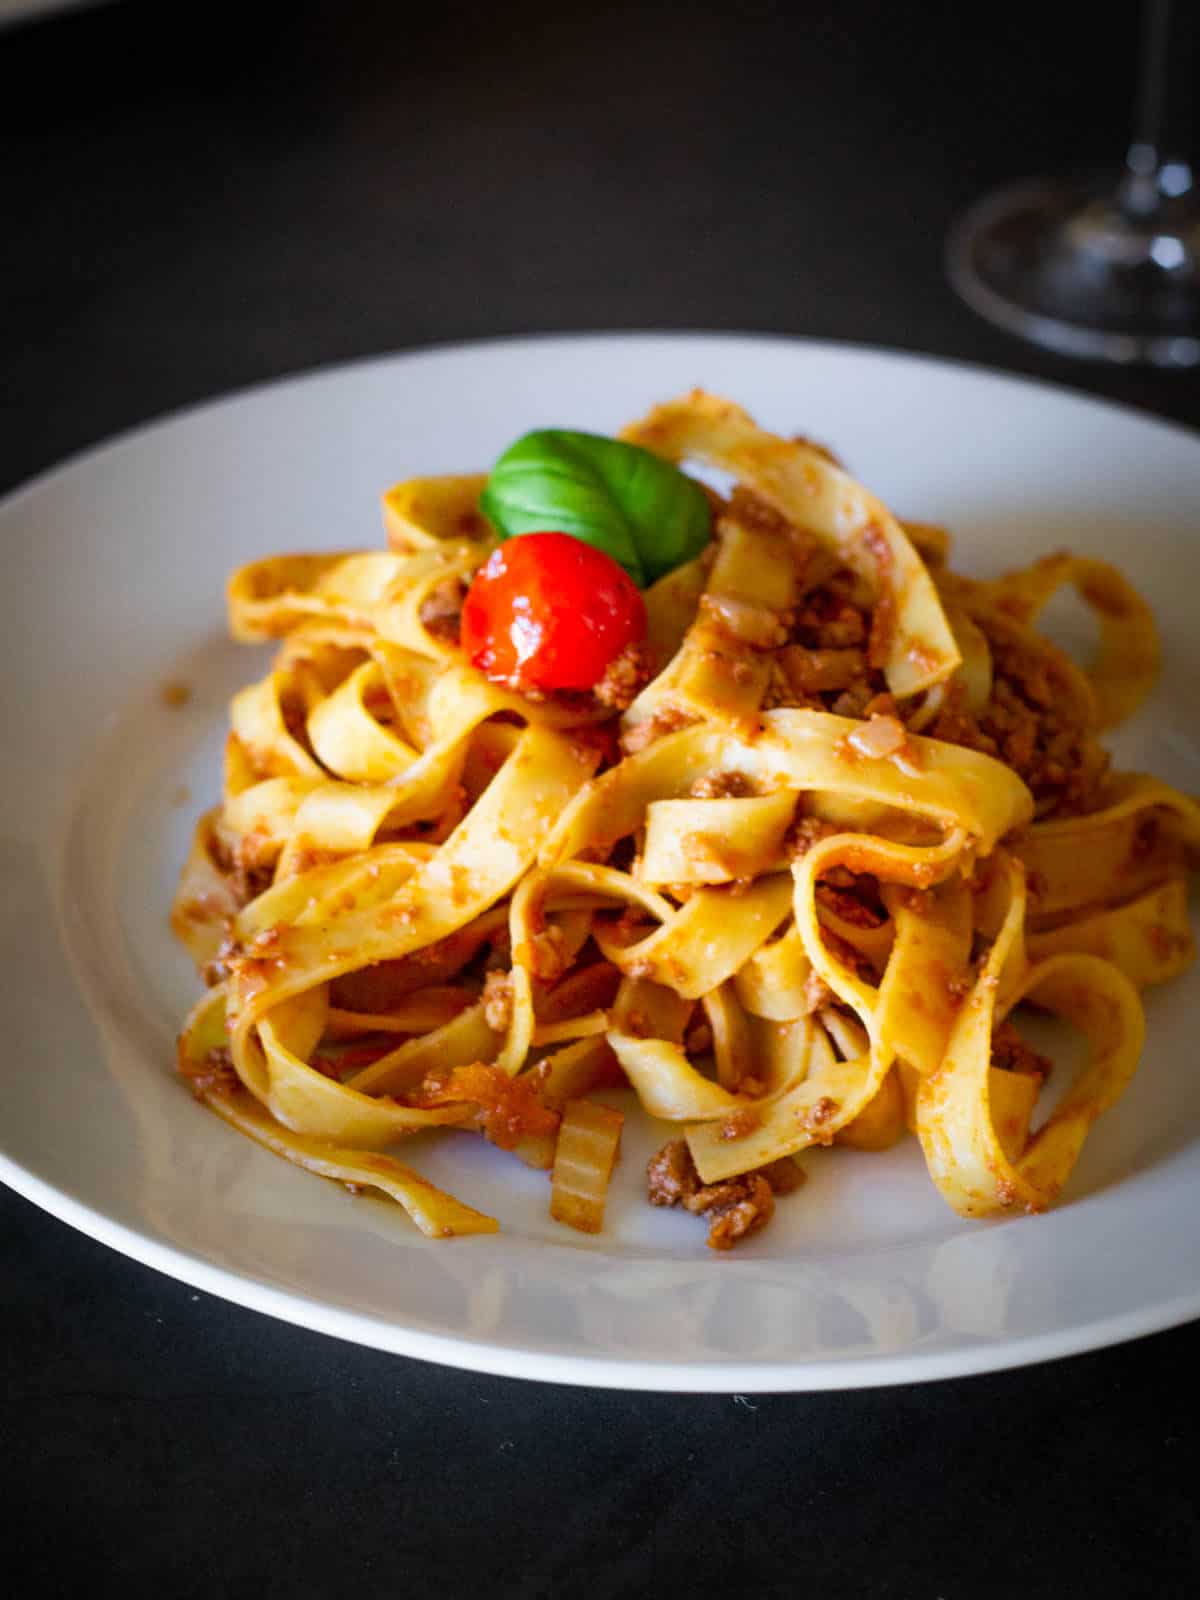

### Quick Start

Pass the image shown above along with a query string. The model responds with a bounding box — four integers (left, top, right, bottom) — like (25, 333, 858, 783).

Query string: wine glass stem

(1121, 0, 1195, 219)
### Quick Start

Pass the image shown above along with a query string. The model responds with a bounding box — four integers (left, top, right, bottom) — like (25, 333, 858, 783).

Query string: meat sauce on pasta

(173, 391, 1198, 1248)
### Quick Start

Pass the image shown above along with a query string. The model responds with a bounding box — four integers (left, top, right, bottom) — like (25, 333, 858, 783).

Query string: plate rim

(3, 328, 1198, 515)
(6, 1148, 1200, 1390)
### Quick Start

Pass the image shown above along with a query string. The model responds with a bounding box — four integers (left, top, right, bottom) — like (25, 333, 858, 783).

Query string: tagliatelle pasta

(173, 390, 1199, 1249)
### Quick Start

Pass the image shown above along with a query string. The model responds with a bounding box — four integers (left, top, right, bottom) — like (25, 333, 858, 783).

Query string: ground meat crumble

(177, 1045, 238, 1100)
(418, 576, 466, 644)
(527, 924, 570, 983)
(620, 705, 696, 756)
(482, 969, 514, 1032)
(990, 1021, 1052, 1082)
(689, 769, 755, 799)
(760, 557, 1106, 818)
(785, 815, 840, 860)
(594, 642, 655, 710)
(646, 1138, 806, 1250)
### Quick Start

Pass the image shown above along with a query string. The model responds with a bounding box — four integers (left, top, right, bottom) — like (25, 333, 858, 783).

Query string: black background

(4, 2, 1198, 1594)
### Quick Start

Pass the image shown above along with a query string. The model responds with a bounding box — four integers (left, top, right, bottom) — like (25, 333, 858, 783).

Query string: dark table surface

(4, 2, 1199, 1594)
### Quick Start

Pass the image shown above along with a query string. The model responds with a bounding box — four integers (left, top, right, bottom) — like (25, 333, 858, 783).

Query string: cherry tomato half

(461, 532, 646, 693)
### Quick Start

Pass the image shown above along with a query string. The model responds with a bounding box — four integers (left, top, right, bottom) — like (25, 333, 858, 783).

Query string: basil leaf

(479, 429, 711, 587)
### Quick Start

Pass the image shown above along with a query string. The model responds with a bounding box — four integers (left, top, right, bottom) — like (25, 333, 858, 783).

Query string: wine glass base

(947, 176, 1200, 367)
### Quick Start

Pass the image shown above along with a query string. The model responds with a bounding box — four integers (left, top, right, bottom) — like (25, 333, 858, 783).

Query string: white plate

(3, 334, 1199, 1391)
(0, 0, 112, 28)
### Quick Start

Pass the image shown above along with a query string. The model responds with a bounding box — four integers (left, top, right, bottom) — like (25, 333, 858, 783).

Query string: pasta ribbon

(621, 389, 961, 695)
(1014, 775, 1200, 921)
(980, 551, 1160, 729)
(1026, 877, 1195, 990)
(915, 856, 1145, 1215)
(173, 388, 1196, 1246)
(176, 987, 496, 1236)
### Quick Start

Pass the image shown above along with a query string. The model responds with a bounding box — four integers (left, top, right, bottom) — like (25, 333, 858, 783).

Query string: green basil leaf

(479, 429, 711, 587)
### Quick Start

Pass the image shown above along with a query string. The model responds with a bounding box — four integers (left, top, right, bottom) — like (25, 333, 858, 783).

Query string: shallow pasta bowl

(2, 332, 1199, 1390)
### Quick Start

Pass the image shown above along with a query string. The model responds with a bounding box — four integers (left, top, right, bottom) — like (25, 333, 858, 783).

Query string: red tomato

(461, 532, 647, 692)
